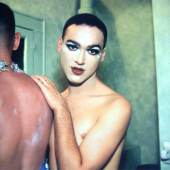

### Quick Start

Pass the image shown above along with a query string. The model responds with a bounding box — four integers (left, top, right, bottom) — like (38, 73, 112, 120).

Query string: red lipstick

(71, 67, 84, 75)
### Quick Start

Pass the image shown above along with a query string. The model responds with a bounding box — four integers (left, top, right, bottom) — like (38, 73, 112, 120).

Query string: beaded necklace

(0, 59, 23, 73)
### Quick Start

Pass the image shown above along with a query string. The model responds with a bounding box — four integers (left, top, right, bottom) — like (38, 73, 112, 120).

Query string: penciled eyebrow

(66, 40, 80, 47)
(66, 40, 102, 50)
(87, 44, 102, 50)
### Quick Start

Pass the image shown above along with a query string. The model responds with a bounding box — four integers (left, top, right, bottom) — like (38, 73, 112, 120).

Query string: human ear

(13, 32, 21, 51)
(57, 37, 63, 53)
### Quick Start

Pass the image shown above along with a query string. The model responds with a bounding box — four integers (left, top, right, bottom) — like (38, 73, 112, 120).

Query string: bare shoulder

(12, 72, 40, 89)
(0, 71, 36, 87)
(96, 81, 131, 124)
(0, 72, 50, 111)
(0, 72, 43, 95)
(110, 93, 131, 115)
(103, 88, 131, 113)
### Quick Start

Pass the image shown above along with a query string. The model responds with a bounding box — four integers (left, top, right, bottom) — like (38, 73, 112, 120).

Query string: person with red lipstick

(33, 13, 131, 170)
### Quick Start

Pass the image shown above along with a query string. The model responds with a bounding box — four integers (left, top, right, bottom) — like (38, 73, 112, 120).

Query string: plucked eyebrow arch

(66, 40, 80, 47)
(87, 44, 102, 50)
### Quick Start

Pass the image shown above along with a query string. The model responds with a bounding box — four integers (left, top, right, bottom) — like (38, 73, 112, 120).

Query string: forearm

(49, 127, 58, 170)
(53, 106, 83, 170)
(49, 149, 58, 170)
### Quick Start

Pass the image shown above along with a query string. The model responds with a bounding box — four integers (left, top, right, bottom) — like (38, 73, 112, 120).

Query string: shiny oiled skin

(0, 71, 52, 170)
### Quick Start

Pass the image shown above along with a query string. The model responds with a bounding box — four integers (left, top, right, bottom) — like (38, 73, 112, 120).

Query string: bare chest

(67, 102, 103, 145)
(64, 93, 114, 145)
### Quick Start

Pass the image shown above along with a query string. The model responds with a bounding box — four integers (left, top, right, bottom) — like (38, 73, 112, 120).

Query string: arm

(49, 123, 58, 170)
(32, 76, 131, 170)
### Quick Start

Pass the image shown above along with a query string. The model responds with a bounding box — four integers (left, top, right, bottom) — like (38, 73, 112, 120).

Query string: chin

(67, 77, 85, 86)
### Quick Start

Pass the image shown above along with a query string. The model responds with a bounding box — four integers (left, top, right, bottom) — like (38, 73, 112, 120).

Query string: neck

(0, 48, 12, 65)
(67, 74, 99, 97)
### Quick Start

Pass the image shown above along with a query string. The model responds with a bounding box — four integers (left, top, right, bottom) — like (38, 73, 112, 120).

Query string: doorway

(12, 37, 24, 70)
(13, 11, 45, 75)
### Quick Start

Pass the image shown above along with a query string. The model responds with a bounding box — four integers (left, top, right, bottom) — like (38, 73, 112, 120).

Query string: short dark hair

(0, 2, 15, 49)
(62, 13, 107, 48)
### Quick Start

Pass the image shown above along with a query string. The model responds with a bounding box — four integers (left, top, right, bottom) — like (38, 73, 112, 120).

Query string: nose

(75, 50, 85, 65)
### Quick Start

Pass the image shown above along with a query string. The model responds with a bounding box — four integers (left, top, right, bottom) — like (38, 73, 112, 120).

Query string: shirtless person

(33, 13, 131, 170)
(0, 3, 52, 170)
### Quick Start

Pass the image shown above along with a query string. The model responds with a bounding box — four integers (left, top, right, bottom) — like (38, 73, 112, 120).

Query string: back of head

(62, 13, 107, 48)
(0, 2, 15, 50)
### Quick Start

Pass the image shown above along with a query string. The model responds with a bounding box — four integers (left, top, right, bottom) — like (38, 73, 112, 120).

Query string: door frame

(152, 0, 170, 169)
(14, 11, 45, 75)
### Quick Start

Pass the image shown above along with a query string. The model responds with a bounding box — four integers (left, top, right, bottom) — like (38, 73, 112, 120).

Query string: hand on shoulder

(31, 75, 67, 112)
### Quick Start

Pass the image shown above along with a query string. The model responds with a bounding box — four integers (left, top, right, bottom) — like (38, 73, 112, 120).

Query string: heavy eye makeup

(87, 47, 101, 56)
(65, 42, 79, 51)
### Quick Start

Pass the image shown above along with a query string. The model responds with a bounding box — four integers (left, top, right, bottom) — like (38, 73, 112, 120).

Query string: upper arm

(79, 97, 131, 169)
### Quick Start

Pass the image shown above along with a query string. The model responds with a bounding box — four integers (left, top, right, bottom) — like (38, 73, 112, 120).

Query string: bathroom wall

(0, 0, 77, 89)
(94, 0, 159, 167)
